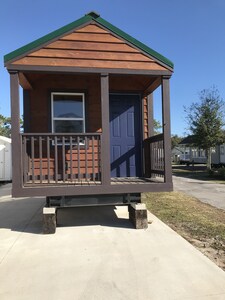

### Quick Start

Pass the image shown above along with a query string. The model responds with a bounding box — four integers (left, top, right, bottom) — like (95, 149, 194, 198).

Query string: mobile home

(4, 12, 174, 231)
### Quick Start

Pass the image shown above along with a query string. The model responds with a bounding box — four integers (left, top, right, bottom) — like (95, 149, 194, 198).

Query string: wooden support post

(147, 93, 154, 137)
(100, 73, 111, 185)
(43, 207, 57, 234)
(162, 76, 173, 184)
(10, 72, 22, 196)
(128, 203, 148, 229)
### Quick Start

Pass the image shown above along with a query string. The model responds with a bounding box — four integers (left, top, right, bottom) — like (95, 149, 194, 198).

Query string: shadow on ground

(57, 206, 132, 229)
(0, 193, 133, 235)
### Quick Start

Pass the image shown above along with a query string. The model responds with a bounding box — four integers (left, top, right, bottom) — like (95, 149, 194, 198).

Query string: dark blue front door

(110, 94, 141, 177)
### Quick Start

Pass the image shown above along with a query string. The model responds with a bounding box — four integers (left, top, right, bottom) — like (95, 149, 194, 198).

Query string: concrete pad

(173, 176, 225, 210)
(0, 188, 225, 299)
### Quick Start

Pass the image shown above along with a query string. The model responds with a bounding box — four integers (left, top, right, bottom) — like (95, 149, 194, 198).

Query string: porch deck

(24, 176, 163, 187)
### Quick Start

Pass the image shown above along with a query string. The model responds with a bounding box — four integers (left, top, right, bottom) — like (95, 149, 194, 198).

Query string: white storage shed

(0, 136, 12, 181)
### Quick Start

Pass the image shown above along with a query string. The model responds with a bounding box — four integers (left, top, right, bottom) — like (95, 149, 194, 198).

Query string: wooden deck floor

(24, 177, 164, 186)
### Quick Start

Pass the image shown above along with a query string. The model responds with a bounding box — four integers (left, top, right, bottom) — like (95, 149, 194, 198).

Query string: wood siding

(12, 24, 167, 71)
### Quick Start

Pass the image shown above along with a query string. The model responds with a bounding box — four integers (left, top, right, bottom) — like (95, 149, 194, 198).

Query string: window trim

(51, 92, 86, 133)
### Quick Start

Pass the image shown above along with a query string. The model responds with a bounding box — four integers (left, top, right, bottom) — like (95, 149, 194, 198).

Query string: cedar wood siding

(12, 24, 167, 71)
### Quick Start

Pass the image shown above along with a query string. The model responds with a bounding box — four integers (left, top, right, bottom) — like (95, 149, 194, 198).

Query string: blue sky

(1, 0, 225, 136)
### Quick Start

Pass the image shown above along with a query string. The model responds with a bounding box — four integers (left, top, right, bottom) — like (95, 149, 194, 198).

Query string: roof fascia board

(6, 63, 172, 76)
(95, 17, 174, 70)
(4, 14, 93, 66)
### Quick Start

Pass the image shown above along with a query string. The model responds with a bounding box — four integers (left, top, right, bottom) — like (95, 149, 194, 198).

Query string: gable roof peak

(85, 11, 100, 19)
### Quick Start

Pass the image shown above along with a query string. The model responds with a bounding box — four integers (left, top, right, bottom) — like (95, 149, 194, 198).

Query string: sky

(1, 0, 225, 136)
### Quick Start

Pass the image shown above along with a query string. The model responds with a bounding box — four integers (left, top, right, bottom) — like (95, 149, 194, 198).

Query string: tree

(171, 134, 183, 149)
(154, 119, 161, 134)
(185, 87, 225, 169)
(0, 114, 23, 137)
(0, 114, 11, 137)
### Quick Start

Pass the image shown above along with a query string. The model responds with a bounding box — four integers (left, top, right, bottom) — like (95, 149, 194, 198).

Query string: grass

(172, 165, 225, 184)
(143, 191, 225, 270)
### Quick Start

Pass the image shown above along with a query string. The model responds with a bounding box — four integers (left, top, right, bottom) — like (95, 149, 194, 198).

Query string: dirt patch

(143, 191, 225, 271)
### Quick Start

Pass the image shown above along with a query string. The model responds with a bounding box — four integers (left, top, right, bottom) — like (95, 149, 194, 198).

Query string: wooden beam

(100, 73, 111, 185)
(162, 76, 173, 185)
(147, 93, 154, 137)
(7, 64, 173, 76)
(10, 71, 23, 196)
(143, 77, 161, 97)
(19, 72, 33, 90)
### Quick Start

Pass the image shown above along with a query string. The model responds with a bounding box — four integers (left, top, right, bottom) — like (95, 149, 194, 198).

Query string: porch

(21, 132, 165, 187)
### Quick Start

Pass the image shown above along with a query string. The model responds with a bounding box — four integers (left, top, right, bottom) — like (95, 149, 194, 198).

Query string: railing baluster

(47, 136, 50, 183)
(98, 136, 101, 182)
(70, 136, 73, 182)
(62, 136, 66, 182)
(31, 136, 35, 183)
(77, 136, 80, 181)
(85, 136, 88, 181)
(54, 136, 58, 183)
(92, 136, 95, 182)
(39, 136, 43, 183)
(22, 136, 27, 184)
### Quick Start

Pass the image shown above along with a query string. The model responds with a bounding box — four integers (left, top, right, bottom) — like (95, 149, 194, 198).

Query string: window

(221, 146, 224, 155)
(51, 92, 85, 133)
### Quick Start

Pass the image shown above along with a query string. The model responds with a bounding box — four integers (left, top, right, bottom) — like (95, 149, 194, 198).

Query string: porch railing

(21, 133, 102, 185)
(143, 133, 164, 178)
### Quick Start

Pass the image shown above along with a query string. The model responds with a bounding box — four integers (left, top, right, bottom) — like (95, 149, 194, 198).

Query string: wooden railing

(21, 133, 101, 185)
(143, 133, 164, 178)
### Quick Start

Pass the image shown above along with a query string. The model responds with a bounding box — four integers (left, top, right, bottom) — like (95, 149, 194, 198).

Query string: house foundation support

(43, 207, 57, 234)
(128, 203, 148, 229)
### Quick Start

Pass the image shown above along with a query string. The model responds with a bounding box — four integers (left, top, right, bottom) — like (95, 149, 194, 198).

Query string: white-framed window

(51, 92, 85, 133)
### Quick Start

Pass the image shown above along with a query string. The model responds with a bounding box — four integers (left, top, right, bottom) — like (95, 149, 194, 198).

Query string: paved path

(173, 176, 225, 210)
(0, 184, 225, 299)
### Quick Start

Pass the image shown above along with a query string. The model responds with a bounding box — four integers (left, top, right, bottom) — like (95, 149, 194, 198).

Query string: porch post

(10, 71, 22, 195)
(147, 93, 154, 137)
(162, 76, 172, 184)
(100, 73, 111, 185)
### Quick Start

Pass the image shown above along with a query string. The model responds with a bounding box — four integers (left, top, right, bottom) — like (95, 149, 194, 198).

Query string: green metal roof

(4, 11, 174, 69)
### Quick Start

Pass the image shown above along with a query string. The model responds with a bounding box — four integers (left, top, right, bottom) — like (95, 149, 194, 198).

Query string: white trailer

(0, 136, 12, 181)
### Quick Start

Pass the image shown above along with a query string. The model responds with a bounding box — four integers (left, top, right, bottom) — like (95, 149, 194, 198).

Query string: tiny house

(211, 144, 225, 167)
(4, 12, 173, 217)
(0, 136, 12, 181)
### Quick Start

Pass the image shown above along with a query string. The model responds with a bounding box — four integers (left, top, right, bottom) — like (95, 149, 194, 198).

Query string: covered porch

(9, 70, 172, 197)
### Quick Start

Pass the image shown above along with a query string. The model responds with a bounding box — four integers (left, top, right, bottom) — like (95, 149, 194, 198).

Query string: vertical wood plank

(98, 136, 101, 181)
(62, 136, 66, 182)
(92, 136, 95, 182)
(101, 73, 111, 185)
(162, 76, 172, 184)
(39, 136, 43, 183)
(54, 136, 58, 183)
(77, 136, 80, 181)
(22, 136, 26, 184)
(10, 72, 22, 195)
(47, 136, 50, 183)
(85, 136, 88, 180)
(31, 136, 35, 183)
(147, 93, 154, 137)
(70, 136, 73, 182)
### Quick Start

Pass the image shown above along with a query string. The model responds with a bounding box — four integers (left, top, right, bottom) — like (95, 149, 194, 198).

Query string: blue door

(110, 94, 142, 177)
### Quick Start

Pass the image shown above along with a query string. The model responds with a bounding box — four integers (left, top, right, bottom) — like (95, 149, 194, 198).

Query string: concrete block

(128, 204, 148, 229)
(43, 207, 56, 234)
